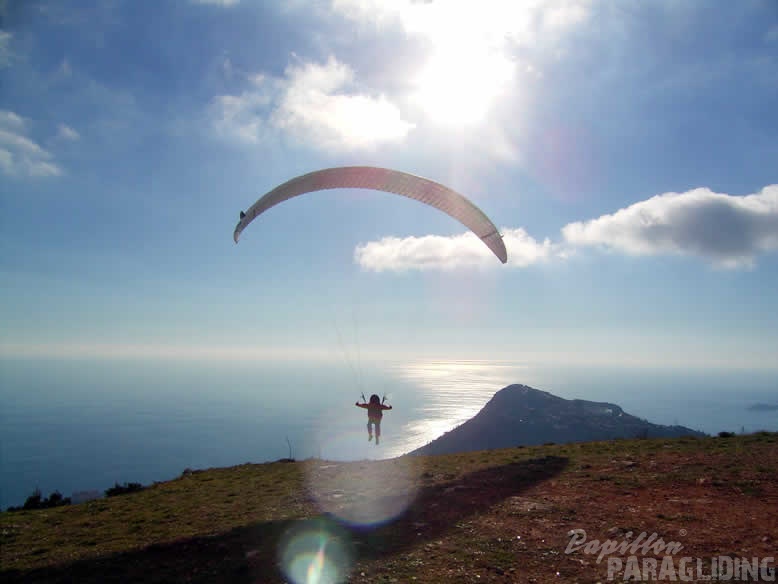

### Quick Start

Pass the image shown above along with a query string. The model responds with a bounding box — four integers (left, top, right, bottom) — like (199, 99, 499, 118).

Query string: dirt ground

(2, 434, 776, 583)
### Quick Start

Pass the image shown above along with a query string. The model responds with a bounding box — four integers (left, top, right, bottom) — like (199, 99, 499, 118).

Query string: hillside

(1, 433, 776, 583)
(411, 384, 706, 456)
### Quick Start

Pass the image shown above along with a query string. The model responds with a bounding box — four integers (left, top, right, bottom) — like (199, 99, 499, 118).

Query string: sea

(1, 357, 777, 509)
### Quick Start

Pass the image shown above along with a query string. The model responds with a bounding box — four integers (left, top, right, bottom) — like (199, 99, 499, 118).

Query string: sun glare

(395, 0, 519, 126)
(412, 44, 514, 126)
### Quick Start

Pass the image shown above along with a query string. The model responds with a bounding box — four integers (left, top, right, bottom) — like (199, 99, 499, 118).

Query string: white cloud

(272, 57, 414, 150)
(209, 3, 589, 155)
(327, 0, 590, 153)
(0, 111, 63, 178)
(191, 0, 239, 6)
(765, 25, 778, 44)
(562, 185, 778, 268)
(354, 184, 778, 272)
(211, 57, 414, 151)
(332, 0, 590, 43)
(211, 74, 271, 144)
(57, 124, 80, 141)
(0, 129, 47, 157)
(0, 110, 24, 131)
(0, 149, 12, 173)
(330, 0, 590, 76)
(0, 31, 12, 68)
(58, 58, 72, 78)
(503, 228, 566, 266)
(354, 228, 560, 271)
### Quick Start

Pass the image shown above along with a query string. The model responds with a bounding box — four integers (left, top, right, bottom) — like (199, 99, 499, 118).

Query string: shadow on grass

(1, 455, 567, 584)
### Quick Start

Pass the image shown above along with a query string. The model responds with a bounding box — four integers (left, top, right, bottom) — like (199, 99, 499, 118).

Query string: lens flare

(305, 456, 422, 527)
(278, 517, 353, 584)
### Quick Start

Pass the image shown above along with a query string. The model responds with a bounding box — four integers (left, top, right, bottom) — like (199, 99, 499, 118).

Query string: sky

(1, 0, 777, 370)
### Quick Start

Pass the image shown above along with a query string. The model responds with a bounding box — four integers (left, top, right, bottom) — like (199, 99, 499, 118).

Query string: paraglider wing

(233, 166, 507, 264)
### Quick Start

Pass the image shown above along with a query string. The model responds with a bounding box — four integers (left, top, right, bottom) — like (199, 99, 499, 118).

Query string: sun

(412, 42, 514, 126)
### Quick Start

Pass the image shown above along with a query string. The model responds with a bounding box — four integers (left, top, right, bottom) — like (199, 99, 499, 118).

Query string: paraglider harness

(356, 393, 392, 444)
(359, 393, 389, 420)
(360, 391, 386, 405)
(360, 393, 388, 404)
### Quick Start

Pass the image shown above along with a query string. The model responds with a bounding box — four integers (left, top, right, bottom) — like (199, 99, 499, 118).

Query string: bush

(22, 488, 42, 510)
(105, 482, 144, 497)
(718, 431, 735, 438)
(6, 489, 71, 512)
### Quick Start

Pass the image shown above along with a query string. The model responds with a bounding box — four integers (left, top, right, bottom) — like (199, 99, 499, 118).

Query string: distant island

(410, 384, 706, 456)
(748, 403, 778, 412)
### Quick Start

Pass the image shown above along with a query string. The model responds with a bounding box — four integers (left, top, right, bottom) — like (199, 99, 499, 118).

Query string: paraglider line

(331, 315, 363, 395)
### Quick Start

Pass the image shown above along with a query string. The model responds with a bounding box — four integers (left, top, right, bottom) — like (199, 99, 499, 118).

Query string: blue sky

(1, 0, 777, 369)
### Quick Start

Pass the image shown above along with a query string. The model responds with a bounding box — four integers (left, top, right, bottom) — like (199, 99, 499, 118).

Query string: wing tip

(234, 211, 246, 243)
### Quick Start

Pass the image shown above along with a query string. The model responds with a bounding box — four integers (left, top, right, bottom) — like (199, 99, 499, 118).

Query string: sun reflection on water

(386, 359, 529, 457)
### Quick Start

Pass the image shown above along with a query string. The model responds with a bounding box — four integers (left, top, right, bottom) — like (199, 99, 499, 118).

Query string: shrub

(22, 488, 43, 510)
(105, 482, 144, 497)
(5, 489, 72, 512)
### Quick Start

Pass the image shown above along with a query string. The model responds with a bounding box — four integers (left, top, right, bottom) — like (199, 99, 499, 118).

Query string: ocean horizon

(2, 357, 777, 509)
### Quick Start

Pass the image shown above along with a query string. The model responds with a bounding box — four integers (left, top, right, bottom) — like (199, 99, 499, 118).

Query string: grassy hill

(410, 385, 707, 456)
(2, 432, 776, 583)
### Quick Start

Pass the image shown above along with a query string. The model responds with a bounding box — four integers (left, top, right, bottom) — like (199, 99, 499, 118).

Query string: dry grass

(2, 432, 776, 583)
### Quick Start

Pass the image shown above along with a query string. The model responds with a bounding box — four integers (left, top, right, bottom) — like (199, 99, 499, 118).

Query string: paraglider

(233, 167, 507, 446)
(233, 166, 508, 264)
(355, 393, 392, 445)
